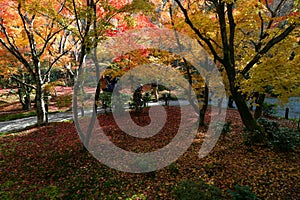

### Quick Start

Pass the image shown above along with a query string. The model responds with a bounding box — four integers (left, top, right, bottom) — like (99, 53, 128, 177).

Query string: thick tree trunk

(231, 87, 263, 133)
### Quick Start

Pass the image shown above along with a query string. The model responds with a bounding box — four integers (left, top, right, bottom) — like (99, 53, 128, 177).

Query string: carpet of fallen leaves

(0, 107, 299, 199)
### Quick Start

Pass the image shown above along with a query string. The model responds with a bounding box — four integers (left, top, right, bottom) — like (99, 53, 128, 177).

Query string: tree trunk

(231, 87, 263, 133)
(35, 82, 47, 126)
(17, 83, 32, 111)
(228, 96, 234, 108)
(18, 88, 26, 110)
(254, 93, 265, 119)
(24, 92, 31, 111)
(199, 84, 208, 126)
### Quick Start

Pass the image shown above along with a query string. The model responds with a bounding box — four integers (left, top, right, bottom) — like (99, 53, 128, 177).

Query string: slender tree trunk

(17, 87, 31, 110)
(254, 93, 265, 119)
(24, 91, 31, 110)
(16, 77, 32, 111)
(18, 87, 26, 110)
(35, 81, 47, 126)
(199, 84, 208, 126)
(228, 96, 234, 108)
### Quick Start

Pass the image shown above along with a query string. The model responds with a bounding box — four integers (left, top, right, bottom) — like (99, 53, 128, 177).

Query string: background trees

(0, 0, 298, 133)
(170, 0, 299, 139)
(0, 0, 72, 125)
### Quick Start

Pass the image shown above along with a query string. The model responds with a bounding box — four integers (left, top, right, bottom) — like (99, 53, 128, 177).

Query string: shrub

(244, 118, 279, 145)
(38, 185, 61, 200)
(243, 129, 266, 146)
(112, 93, 131, 113)
(269, 127, 300, 152)
(247, 118, 300, 151)
(257, 117, 280, 140)
(168, 162, 180, 174)
(228, 184, 259, 200)
(262, 102, 277, 117)
(172, 179, 224, 200)
(99, 92, 112, 108)
(143, 91, 152, 102)
(56, 94, 72, 108)
(222, 120, 232, 134)
(257, 118, 280, 133)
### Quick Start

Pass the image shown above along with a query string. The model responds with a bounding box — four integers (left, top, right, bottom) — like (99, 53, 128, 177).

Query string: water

(264, 97, 300, 120)
(229, 97, 300, 119)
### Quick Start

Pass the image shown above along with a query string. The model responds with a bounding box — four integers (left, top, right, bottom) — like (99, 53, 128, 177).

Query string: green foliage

(112, 93, 131, 113)
(99, 92, 112, 108)
(0, 111, 36, 122)
(228, 184, 259, 200)
(243, 118, 279, 145)
(255, 117, 300, 151)
(257, 117, 280, 134)
(143, 91, 152, 104)
(56, 94, 72, 108)
(269, 127, 300, 152)
(158, 84, 166, 91)
(172, 179, 224, 200)
(38, 185, 61, 199)
(262, 102, 277, 117)
(0, 180, 14, 199)
(243, 129, 266, 146)
(168, 162, 180, 174)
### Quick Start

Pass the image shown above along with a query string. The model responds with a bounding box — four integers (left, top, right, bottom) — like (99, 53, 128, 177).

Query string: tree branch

(18, 3, 39, 71)
(174, 0, 223, 65)
(0, 25, 34, 76)
(11, 76, 36, 89)
(72, 0, 84, 40)
(241, 22, 297, 76)
(227, 3, 236, 67)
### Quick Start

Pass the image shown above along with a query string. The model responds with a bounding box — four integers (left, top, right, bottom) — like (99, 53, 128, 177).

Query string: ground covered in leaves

(1, 107, 299, 199)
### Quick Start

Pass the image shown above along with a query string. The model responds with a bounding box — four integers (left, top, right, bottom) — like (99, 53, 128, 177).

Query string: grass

(0, 111, 37, 122)
(0, 108, 72, 122)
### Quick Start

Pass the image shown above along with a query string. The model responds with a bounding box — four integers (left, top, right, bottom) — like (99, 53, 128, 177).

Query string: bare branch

(11, 76, 36, 89)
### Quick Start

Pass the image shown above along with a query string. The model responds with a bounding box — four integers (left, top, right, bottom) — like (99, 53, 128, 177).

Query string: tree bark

(35, 80, 47, 126)
(231, 87, 263, 133)
(18, 87, 31, 111)
(199, 84, 208, 126)
(254, 93, 265, 119)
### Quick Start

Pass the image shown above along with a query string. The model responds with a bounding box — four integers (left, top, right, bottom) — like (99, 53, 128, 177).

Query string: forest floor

(0, 87, 299, 199)
(1, 107, 299, 199)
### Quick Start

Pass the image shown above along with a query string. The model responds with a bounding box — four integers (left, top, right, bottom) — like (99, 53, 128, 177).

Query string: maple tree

(0, 0, 73, 125)
(167, 0, 300, 138)
(0, 48, 34, 110)
(67, 0, 156, 146)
